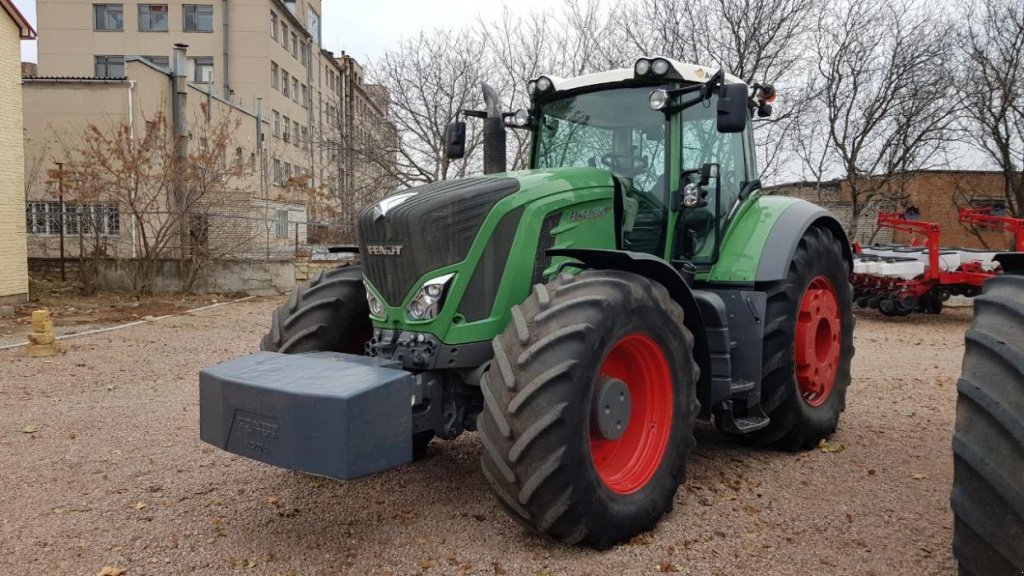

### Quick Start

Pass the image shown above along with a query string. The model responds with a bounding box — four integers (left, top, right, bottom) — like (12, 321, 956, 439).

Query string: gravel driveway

(0, 300, 967, 575)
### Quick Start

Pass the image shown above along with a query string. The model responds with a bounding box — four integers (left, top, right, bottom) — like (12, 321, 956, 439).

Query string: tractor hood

(360, 167, 614, 313)
(358, 176, 522, 305)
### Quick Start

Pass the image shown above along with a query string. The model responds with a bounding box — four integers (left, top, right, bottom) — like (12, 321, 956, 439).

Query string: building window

(291, 32, 298, 58)
(301, 126, 308, 150)
(138, 4, 168, 31)
(93, 3, 123, 31)
(269, 10, 278, 40)
(281, 70, 289, 97)
(141, 55, 169, 67)
(291, 78, 298, 103)
(272, 157, 281, 184)
(94, 55, 125, 78)
(281, 23, 288, 49)
(283, 115, 291, 142)
(284, 162, 292, 180)
(300, 84, 307, 107)
(270, 61, 279, 89)
(276, 210, 289, 238)
(183, 4, 213, 32)
(292, 120, 299, 147)
(26, 202, 119, 236)
(306, 7, 320, 44)
(272, 111, 280, 137)
(190, 56, 214, 82)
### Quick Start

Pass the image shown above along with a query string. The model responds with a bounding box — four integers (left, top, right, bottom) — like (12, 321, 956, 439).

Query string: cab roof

(534, 57, 746, 95)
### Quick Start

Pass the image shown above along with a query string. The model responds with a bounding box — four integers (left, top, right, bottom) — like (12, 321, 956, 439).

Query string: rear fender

(755, 203, 853, 282)
(707, 196, 853, 283)
(547, 248, 712, 415)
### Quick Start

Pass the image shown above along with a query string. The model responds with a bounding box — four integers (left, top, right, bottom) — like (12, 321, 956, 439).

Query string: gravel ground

(1, 300, 970, 575)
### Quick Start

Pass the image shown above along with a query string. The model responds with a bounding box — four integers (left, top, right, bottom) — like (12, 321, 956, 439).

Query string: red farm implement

(850, 208, 1024, 316)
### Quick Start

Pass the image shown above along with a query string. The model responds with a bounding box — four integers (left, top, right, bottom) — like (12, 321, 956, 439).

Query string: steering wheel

(601, 152, 650, 178)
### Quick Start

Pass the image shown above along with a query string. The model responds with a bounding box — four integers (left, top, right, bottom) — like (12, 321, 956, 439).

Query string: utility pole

(55, 161, 65, 281)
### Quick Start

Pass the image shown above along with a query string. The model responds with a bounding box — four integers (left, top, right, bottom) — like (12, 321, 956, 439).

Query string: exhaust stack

(481, 83, 506, 175)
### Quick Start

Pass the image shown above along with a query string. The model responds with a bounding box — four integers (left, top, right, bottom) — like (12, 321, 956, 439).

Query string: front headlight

(407, 273, 454, 321)
(364, 282, 386, 319)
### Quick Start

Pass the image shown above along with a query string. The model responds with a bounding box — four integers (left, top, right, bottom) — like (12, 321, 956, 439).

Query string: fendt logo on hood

(366, 245, 404, 256)
(372, 191, 418, 220)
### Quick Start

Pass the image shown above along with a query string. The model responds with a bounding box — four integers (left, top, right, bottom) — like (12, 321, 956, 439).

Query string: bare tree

(956, 0, 1024, 215)
(51, 106, 251, 294)
(479, 1, 630, 170)
(796, 0, 958, 240)
(611, 0, 818, 181)
(371, 30, 488, 186)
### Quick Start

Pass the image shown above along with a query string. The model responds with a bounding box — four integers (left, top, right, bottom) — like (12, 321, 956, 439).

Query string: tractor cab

(513, 58, 774, 270)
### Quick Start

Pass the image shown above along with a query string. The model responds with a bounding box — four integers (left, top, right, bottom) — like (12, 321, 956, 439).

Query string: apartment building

(23, 53, 306, 260)
(0, 0, 35, 304)
(31, 0, 397, 243)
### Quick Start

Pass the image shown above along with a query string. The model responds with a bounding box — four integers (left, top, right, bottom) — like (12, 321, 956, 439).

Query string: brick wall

(765, 182, 895, 245)
(767, 171, 1018, 250)
(898, 172, 1010, 249)
(0, 13, 28, 303)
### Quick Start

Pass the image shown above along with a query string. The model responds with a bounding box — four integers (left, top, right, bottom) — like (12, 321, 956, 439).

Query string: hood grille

(357, 177, 520, 305)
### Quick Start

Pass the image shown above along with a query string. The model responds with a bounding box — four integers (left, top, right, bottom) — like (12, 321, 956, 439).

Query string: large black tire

(739, 225, 855, 450)
(260, 264, 372, 354)
(951, 271, 1024, 575)
(477, 270, 698, 549)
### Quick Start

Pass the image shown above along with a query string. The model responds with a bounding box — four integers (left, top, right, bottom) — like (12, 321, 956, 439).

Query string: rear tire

(738, 225, 855, 450)
(477, 270, 698, 549)
(260, 264, 372, 354)
(951, 271, 1024, 575)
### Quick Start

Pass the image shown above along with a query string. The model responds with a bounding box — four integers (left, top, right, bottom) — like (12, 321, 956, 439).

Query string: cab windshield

(534, 87, 668, 200)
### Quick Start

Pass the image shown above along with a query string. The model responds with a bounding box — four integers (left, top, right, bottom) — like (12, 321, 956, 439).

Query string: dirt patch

(0, 301, 969, 575)
(0, 278, 252, 347)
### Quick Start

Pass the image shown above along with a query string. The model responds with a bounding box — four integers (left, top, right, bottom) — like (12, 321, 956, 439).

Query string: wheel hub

(795, 276, 841, 407)
(589, 333, 674, 494)
(592, 376, 632, 441)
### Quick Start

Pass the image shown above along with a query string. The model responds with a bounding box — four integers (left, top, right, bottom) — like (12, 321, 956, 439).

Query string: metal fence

(25, 204, 355, 262)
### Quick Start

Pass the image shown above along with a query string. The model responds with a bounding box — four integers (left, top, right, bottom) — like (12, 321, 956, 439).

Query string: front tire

(951, 271, 1024, 575)
(477, 270, 698, 549)
(260, 265, 372, 354)
(740, 225, 855, 450)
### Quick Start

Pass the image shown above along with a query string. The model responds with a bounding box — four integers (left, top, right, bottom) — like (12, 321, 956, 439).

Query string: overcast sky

(17, 0, 554, 64)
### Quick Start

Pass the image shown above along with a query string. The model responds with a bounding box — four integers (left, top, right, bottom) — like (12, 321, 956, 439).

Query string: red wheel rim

(795, 276, 841, 407)
(589, 333, 674, 494)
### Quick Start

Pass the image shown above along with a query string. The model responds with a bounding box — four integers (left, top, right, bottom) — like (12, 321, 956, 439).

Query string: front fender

(546, 248, 712, 410)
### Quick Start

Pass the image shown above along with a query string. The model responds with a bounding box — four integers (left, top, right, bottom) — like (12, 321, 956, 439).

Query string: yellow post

(27, 309, 60, 357)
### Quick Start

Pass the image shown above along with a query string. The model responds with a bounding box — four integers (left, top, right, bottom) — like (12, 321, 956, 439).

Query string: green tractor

(200, 57, 855, 549)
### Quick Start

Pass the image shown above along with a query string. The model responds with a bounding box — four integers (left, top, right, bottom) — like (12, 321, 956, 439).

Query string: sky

(17, 0, 554, 64)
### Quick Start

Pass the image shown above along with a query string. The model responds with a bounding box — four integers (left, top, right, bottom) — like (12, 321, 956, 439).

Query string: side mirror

(445, 121, 466, 159)
(717, 83, 748, 133)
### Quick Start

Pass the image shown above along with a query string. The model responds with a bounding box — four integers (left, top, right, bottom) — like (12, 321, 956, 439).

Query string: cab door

(666, 94, 753, 266)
